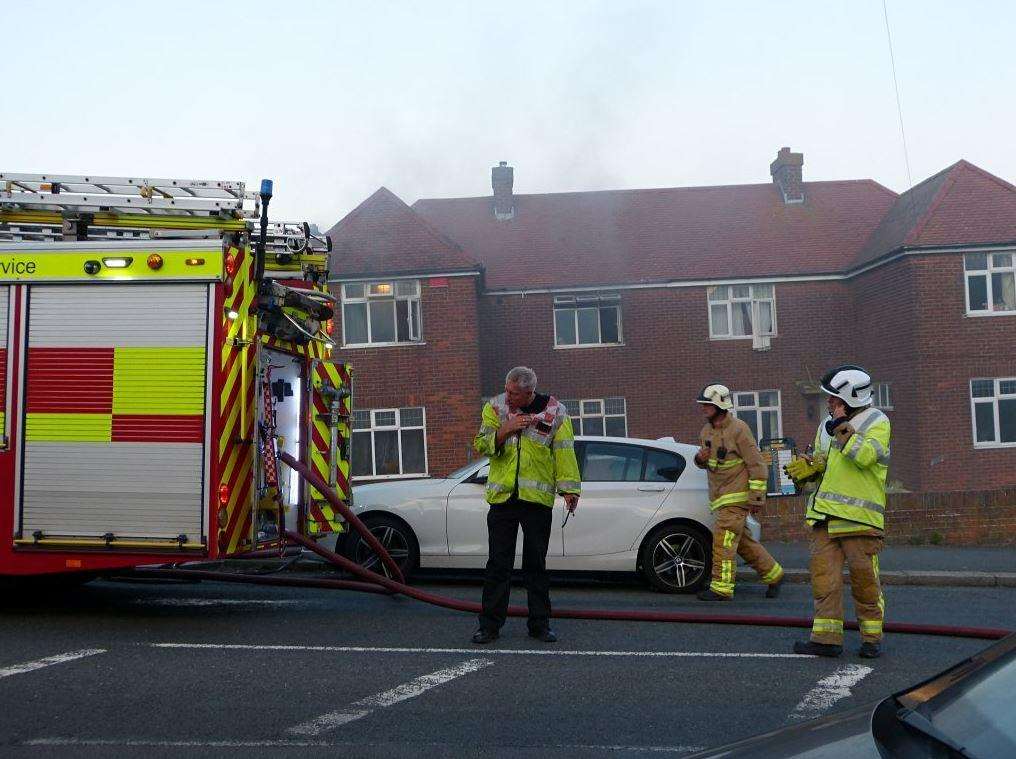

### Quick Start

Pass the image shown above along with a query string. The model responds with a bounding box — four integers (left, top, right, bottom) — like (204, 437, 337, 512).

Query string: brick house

(326, 149, 1016, 495)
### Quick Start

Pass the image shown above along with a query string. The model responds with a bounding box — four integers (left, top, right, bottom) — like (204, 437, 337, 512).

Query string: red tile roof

(412, 181, 898, 290)
(326, 187, 479, 279)
(856, 160, 1016, 267)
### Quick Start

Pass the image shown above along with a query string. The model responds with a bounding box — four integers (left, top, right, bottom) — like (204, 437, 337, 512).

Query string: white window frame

(873, 382, 894, 411)
(553, 293, 622, 348)
(707, 284, 777, 340)
(970, 378, 1016, 449)
(964, 252, 1016, 317)
(560, 397, 628, 437)
(341, 280, 423, 347)
(732, 390, 783, 442)
(351, 406, 429, 479)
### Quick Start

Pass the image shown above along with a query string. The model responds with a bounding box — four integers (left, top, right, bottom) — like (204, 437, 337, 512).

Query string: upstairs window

(560, 397, 627, 437)
(708, 284, 776, 339)
(965, 253, 1016, 315)
(554, 293, 622, 347)
(342, 280, 422, 346)
(873, 382, 894, 411)
(351, 407, 428, 478)
(971, 379, 1016, 448)
(733, 390, 782, 442)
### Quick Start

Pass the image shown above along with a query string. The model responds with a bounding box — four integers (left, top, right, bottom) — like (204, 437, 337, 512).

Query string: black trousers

(478, 498, 553, 633)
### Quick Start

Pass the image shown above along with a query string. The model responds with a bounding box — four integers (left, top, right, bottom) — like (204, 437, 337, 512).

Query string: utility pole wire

(882, 0, 913, 189)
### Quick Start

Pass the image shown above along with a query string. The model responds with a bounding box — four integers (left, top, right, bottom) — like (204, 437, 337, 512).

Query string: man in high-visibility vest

(786, 365, 890, 659)
(693, 384, 784, 602)
(471, 366, 581, 645)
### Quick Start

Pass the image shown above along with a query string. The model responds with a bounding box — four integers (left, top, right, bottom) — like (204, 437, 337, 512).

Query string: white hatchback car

(342, 436, 762, 593)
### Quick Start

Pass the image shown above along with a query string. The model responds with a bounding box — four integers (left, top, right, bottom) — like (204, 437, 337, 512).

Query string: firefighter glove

(784, 455, 824, 483)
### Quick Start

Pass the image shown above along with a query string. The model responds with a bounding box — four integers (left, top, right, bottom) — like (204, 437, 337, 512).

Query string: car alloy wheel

(644, 526, 709, 592)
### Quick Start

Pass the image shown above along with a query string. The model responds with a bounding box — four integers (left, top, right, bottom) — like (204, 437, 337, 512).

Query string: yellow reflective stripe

(113, 347, 206, 415)
(812, 618, 844, 634)
(827, 518, 873, 535)
(708, 457, 743, 470)
(723, 530, 736, 548)
(26, 413, 111, 442)
(761, 563, 783, 584)
(710, 559, 736, 596)
(748, 479, 767, 491)
(711, 491, 749, 509)
(860, 620, 883, 634)
(556, 479, 581, 492)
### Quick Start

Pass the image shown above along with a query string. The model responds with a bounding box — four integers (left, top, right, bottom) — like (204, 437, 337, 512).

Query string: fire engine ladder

(0, 172, 258, 241)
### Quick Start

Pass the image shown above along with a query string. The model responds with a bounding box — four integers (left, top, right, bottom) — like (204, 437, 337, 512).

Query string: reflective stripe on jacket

(473, 393, 581, 507)
(695, 414, 767, 510)
(805, 407, 890, 533)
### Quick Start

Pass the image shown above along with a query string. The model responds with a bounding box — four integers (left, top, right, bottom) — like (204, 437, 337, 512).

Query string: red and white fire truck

(0, 173, 352, 579)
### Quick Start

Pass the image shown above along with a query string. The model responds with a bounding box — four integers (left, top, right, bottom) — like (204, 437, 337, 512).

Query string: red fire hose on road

(132, 451, 1010, 642)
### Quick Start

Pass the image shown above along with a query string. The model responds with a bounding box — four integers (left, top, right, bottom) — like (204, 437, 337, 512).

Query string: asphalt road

(1, 573, 1013, 758)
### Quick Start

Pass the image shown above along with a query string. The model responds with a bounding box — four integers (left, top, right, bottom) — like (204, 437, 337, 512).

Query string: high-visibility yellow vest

(806, 407, 890, 533)
(473, 393, 581, 507)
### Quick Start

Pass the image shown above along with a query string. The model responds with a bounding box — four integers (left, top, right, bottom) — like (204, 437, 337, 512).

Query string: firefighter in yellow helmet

(694, 384, 785, 601)
(785, 365, 890, 659)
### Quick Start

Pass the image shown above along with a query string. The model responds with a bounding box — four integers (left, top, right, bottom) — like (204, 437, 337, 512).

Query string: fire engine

(0, 173, 352, 579)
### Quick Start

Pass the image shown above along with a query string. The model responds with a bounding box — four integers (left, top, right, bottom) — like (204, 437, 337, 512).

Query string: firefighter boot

(472, 628, 499, 645)
(859, 642, 882, 659)
(696, 588, 731, 602)
(765, 574, 785, 598)
(793, 640, 843, 657)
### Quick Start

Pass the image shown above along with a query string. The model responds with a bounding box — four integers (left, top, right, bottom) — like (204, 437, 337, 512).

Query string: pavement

(742, 541, 1016, 588)
(1, 574, 1013, 758)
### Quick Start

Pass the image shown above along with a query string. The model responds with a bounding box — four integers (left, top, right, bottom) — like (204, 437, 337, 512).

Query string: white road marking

(0, 649, 106, 679)
(25, 737, 703, 753)
(25, 738, 329, 747)
(287, 658, 493, 736)
(135, 598, 303, 607)
(151, 643, 812, 659)
(790, 663, 874, 720)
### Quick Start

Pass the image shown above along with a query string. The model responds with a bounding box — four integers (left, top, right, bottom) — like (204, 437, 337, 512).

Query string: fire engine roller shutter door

(21, 284, 209, 541)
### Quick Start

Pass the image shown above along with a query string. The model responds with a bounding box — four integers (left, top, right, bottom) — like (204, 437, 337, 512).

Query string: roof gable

(856, 160, 1016, 266)
(326, 187, 478, 279)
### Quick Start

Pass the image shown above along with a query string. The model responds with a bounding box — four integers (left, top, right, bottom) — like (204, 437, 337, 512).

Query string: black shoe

(528, 628, 558, 643)
(858, 642, 882, 659)
(793, 640, 843, 657)
(472, 628, 498, 645)
(765, 576, 784, 599)
(696, 588, 731, 602)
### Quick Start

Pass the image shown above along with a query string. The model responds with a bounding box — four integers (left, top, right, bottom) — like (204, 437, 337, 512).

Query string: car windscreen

(916, 652, 1016, 757)
(448, 460, 487, 480)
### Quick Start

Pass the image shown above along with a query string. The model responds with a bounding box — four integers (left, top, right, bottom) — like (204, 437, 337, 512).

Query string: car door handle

(637, 486, 667, 492)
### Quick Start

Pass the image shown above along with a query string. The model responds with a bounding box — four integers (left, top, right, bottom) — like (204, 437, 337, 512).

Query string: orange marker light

(224, 250, 239, 276)
(147, 254, 164, 270)
(185, 258, 205, 266)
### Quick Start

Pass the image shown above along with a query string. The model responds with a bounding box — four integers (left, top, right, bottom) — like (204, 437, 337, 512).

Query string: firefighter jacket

(694, 414, 768, 510)
(805, 406, 890, 535)
(474, 393, 581, 508)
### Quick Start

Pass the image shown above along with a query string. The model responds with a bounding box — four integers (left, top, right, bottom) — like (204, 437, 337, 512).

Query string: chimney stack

(492, 161, 515, 220)
(770, 147, 804, 204)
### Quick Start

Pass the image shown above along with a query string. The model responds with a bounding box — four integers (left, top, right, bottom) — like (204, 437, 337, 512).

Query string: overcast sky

(4, 1, 1013, 227)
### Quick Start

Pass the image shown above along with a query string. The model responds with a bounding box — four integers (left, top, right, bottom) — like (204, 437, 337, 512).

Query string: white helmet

(696, 383, 734, 411)
(820, 365, 873, 408)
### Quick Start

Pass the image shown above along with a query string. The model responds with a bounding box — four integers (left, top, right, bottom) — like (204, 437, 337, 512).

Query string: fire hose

(130, 451, 1010, 642)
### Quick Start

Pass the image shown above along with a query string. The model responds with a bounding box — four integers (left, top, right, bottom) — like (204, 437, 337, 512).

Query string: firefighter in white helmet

(693, 384, 784, 601)
(785, 365, 890, 659)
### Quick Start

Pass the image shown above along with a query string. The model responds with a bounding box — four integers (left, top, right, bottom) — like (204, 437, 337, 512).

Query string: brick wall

(479, 281, 857, 452)
(331, 275, 482, 477)
(757, 488, 1016, 545)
